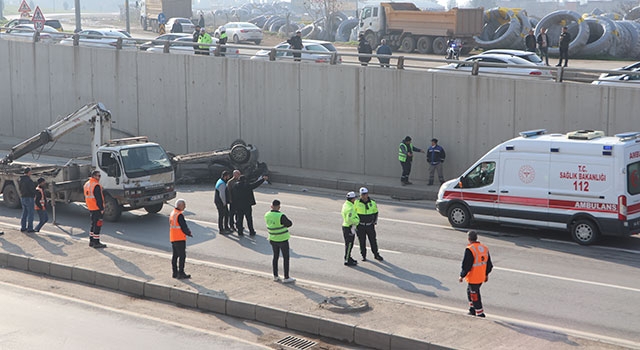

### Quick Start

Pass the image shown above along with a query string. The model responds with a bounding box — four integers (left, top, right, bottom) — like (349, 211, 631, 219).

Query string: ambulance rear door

(624, 143, 640, 233)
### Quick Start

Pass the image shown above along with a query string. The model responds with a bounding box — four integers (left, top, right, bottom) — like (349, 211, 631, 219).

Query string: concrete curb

(0, 251, 444, 350)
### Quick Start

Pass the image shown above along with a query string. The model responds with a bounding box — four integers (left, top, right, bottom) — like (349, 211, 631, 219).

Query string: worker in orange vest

(170, 198, 192, 279)
(83, 170, 107, 248)
(459, 230, 493, 317)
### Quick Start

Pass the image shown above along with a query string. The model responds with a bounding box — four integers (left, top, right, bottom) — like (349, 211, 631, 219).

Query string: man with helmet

(341, 191, 360, 266)
(218, 26, 228, 56)
(197, 27, 213, 55)
(170, 198, 193, 279)
(355, 187, 383, 261)
(83, 170, 107, 248)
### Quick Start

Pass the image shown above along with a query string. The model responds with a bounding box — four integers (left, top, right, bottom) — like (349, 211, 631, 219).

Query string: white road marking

(256, 201, 308, 210)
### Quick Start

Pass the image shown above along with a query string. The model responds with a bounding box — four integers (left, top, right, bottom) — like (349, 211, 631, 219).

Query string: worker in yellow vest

(354, 187, 383, 262)
(265, 199, 295, 283)
(170, 199, 193, 279)
(197, 28, 212, 55)
(459, 230, 493, 317)
(342, 191, 360, 266)
(398, 136, 424, 185)
(83, 170, 106, 249)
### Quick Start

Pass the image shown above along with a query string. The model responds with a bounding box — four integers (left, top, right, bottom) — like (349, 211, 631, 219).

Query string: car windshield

(120, 145, 173, 177)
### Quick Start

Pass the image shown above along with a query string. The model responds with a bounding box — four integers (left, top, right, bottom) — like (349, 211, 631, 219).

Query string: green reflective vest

(355, 198, 378, 215)
(398, 142, 412, 162)
(341, 200, 360, 227)
(265, 211, 290, 242)
(198, 32, 212, 50)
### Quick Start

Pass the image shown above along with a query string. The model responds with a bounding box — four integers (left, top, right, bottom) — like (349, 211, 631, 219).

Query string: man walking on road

(459, 230, 493, 317)
(342, 191, 360, 266)
(265, 199, 295, 283)
(19, 167, 36, 232)
(84, 171, 107, 248)
(34, 178, 49, 232)
(399, 136, 424, 186)
(170, 198, 192, 279)
(427, 138, 446, 186)
(355, 187, 383, 262)
(215, 171, 232, 234)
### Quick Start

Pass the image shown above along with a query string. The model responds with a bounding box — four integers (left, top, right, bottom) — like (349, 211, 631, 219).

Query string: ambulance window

(628, 161, 640, 195)
(462, 162, 495, 188)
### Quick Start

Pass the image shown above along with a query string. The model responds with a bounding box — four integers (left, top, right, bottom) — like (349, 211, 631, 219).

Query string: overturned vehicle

(170, 139, 268, 183)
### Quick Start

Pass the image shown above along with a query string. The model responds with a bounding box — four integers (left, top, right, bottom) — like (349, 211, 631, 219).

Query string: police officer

(34, 178, 49, 232)
(83, 170, 107, 248)
(398, 136, 424, 185)
(265, 199, 295, 283)
(355, 187, 383, 262)
(342, 191, 360, 266)
(426, 138, 446, 186)
(459, 230, 493, 317)
(218, 26, 228, 56)
(170, 199, 192, 279)
(197, 27, 212, 55)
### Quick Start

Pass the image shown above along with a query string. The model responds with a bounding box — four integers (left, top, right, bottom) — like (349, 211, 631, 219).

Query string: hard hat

(359, 187, 369, 195)
(220, 26, 226, 32)
(346, 191, 357, 199)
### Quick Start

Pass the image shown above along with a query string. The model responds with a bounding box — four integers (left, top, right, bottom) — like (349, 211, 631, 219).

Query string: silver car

(1, 24, 65, 43)
(429, 54, 551, 78)
(251, 40, 334, 63)
(59, 29, 137, 50)
(481, 49, 545, 66)
(215, 22, 263, 45)
(592, 68, 640, 87)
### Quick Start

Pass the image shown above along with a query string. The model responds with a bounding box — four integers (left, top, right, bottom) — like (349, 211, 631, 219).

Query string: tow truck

(0, 103, 176, 221)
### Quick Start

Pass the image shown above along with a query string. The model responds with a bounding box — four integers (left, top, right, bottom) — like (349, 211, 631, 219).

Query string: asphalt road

(1, 182, 638, 347)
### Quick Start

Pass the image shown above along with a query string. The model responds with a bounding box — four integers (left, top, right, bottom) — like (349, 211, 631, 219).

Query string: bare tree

(447, 0, 458, 10)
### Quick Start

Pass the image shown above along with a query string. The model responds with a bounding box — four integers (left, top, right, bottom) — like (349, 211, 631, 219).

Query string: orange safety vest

(465, 242, 489, 284)
(84, 177, 104, 211)
(35, 187, 46, 210)
(169, 208, 187, 242)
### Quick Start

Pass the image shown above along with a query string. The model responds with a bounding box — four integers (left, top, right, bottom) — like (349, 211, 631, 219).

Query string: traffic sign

(158, 13, 166, 25)
(32, 6, 46, 33)
(18, 0, 31, 13)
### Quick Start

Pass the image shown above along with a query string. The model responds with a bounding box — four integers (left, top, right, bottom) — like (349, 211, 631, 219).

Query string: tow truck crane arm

(0, 103, 112, 166)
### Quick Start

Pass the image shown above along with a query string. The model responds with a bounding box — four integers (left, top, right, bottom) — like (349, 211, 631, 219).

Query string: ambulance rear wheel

(447, 203, 471, 228)
(571, 219, 599, 245)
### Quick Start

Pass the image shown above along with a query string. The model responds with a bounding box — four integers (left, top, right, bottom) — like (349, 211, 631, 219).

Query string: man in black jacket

(524, 29, 536, 53)
(556, 26, 571, 67)
(231, 174, 268, 236)
(19, 167, 36, 232)
(287, 30, 303, 61)
(358, 34, 372, 66)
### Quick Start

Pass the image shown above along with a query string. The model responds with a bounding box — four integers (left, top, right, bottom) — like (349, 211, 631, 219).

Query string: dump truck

(0, 103, 176, 221)
(358, 2, 484, 54)
(139, 0, 192, 32)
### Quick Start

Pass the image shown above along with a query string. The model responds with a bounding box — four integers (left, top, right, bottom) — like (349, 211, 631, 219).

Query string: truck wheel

(103, 195, 122, 222)
(571, 219, 599, 245)
(432, 37, 447, 55)
(400, 36, 415, 53)
(230, 139, 247, 148)
(447, 203, 471, 228)
(229, 145, 250, 164)
(2, 183, 21, 209)
(416, 36, 433, 54)
(144, 203, 163, 214)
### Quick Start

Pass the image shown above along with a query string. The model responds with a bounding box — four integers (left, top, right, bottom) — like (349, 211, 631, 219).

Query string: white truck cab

(436, 129, 640, 245)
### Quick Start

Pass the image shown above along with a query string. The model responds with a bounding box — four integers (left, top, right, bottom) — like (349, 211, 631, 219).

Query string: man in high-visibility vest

(170, 198, 193, 279)
(459, 230, 493, 317)
(342, 191, 360, 266)
(197, 28, 212, 55)
(265, 199, 295, 283)
(355, 187, 383, 262)
(218, 26, 228, 57)
(398, 136, 424, 185)
(83, 170, 107, 248)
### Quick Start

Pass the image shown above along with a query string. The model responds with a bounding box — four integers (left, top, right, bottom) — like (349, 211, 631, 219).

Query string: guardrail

(1, 26, 639, 86)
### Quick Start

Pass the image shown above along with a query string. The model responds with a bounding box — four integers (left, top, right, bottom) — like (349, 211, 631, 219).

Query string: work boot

(177, 272, 191, 279)
(93, 241, 107, 249)
(361, 256, 367, 262)
(172, 271, 178, 279)
(468, 307, 476, 316)
(476, 313, 486, 318)
(89, 238, 95, 247)
(374, 254, 384, 261)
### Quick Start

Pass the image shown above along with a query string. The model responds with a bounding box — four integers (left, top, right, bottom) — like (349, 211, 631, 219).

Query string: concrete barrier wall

(1, 40, 638, 181)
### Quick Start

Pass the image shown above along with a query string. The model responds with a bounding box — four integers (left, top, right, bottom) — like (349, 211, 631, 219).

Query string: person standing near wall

(287, 30, 303, 62)
(459, 230, 493, 317)
(398, 136, 424, 186)
(355, 187, 383, 262)
(556, 26, 571, 67)
(170, 198, 192, 279)
(427, 138, 446, 186)
(34, 178, 49, 232)
(265, 199, 295, 283)
(537, 27, 550, 66)
(215, 171, 232, 234)
(19, 167, 36, 233)
(84, 170, 107, 249)
(342, 191, 360, 266)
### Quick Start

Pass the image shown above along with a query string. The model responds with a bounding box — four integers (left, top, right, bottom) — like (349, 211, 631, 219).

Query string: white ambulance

(436, 129, 640, 245)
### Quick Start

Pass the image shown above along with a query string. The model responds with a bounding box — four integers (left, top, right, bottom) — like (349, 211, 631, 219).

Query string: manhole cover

(319, 296, 369, 313)
(275, 335, 317, 349)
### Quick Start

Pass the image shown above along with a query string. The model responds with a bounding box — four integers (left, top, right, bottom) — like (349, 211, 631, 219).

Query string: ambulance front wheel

(448, 203, 471, 228)
(571, 219, 600, 245)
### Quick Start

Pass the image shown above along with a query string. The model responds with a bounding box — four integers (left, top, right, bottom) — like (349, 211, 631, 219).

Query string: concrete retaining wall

(1, 40, 637, 180)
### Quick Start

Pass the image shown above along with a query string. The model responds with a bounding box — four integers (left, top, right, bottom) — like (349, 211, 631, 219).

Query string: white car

(165, 17, 195, 34)
(481, 49, 545, 66)
(140, 33, 191, 51)
(429, 54, 551, 77)
(145, 36, 239, 57)
(215, 22, 263, 45)
(598, 61, 640, 79)
(1, 24, 65, 43)
(592, 68, 640, 87)
(59, 29, 137, 50)
(251, 40, 334, 63)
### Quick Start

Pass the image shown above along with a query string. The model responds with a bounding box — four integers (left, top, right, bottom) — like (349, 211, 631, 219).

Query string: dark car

(44, 20, 64, 32)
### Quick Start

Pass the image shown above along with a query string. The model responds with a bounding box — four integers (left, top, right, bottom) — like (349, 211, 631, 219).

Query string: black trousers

(216, 204, 229, 231)
(467, 283, 484, 315)
(342, 226, 355, 262)
(229, 204, 236, 228)
(171, 240, 187, 273)
(236, 206, 255, 233)
(89, 210, 103, 241)
(400, 161, 412, 182)
(558, 48, 569, 66)
(356, 224, 379, 258)
(270, 240, 290, 278)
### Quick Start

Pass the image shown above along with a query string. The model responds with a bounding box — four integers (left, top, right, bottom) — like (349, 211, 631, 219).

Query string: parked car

(165, 17, 195, 34)
(481, 49, 545, 66)
(140, 33, 191, 51)
(429, 54, 551, 77)
(214, 22, 263, 45)
(3, 18, 64, 32)
(59, 29, 137, 49)
(250, 40, 334, 63)
(145, 36, 240, 57)
(1, 24, 65, 43)
(599, 61, 640, 79)
(592, 68, 640, 87)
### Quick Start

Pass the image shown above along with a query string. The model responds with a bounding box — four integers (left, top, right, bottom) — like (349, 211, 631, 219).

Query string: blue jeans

(35, 209, 48, 231)
(20, 197, 35, 231)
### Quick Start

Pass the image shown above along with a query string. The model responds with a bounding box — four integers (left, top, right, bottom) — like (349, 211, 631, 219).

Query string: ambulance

(435, 129, 640, 245)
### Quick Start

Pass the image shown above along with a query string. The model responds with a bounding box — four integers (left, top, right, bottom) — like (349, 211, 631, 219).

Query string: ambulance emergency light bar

(519, 129, 547, 138)
(614, 132, 640, 142)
